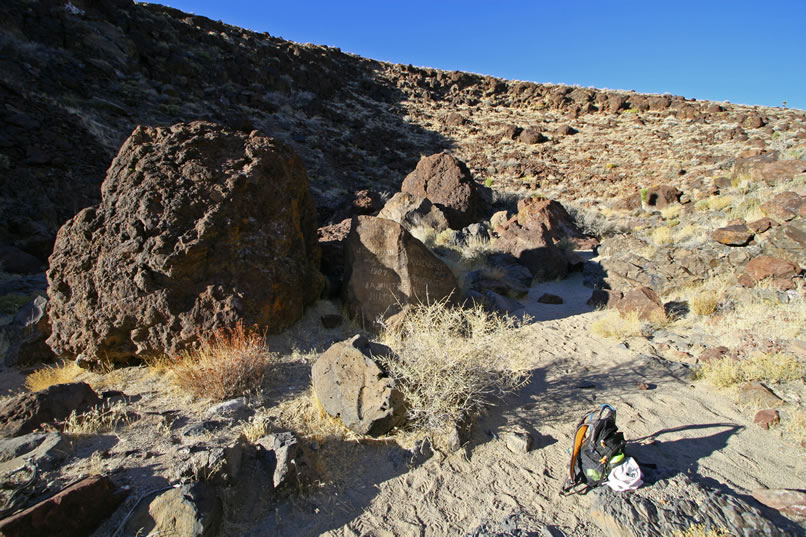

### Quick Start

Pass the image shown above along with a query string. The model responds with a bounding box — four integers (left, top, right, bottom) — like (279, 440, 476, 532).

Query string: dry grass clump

(689, 291, 719, 316)
(667, 524, 730, 537)
(784, 410, 806, 446)
(63, 402, 133, 435)
(378, 301, 531, 433)
(25, 361, 85, 392)
(166, 322, 275, 401)
(696, 352, 804, 388)
(660, 204, 685, 220)
(651, 226, 673, 246)
(591, 311, 645, 340)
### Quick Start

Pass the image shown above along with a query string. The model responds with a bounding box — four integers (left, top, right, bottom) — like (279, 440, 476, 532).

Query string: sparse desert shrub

(167, 322, 275, 401)
(564, 203, 626, 238)
(673, 223, 705, 244)
(696, 352, 804, 388)
(591, 311, 645, 340)
(690, 291, 719, 316)
(25, 361, 85, 392)
(378, 300, 530, 433)
(409, 225, 438, 248)
(63, 402, 132, 435)
(660, 204, 684, 220)
(652, 226, 673, 246)
(667, 524, 730, 537)
(241, 415, 270, 443)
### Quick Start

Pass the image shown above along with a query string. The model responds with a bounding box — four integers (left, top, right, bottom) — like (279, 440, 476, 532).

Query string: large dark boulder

(343, 216, 458, 330)
(401, 153, 486, 229)
(46, 122, 323, 366)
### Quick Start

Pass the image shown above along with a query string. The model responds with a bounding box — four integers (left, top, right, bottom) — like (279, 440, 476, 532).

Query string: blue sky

(156, 1, 806, 110)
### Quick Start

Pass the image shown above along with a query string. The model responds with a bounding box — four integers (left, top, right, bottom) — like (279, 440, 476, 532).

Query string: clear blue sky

(155, 1, 806, 110)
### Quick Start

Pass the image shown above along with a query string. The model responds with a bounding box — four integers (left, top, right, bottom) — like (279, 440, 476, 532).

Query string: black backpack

(561, 404, 626, 495)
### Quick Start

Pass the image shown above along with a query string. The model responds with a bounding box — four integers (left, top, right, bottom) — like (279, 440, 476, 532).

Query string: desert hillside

(1, 1, 805, 537)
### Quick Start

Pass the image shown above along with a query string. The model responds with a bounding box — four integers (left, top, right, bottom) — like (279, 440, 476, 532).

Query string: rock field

(1, 1, 805, 537)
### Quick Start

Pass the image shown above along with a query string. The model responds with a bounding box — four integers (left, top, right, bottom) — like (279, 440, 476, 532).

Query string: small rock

(257, 432, 300, 488)
(0, 432, 71, 475)
(0, 382, 101, 437)
(616, 287, 667, 323)
(502, 429, 533, 454)
(697, 346, 730, 363)
(747, 218, 775, 234)
(126, 483, 222, 537)
(204, 398, 251, 421)
(754, 409, 780, 430)
(738, 381, 783, 407)
(637, 382, 652, 391)
(752, 488, 806, 517)
(537, 293, 563, 305)
(587, 289, 623, 309)
(711, 224, 753, 246)
(181, 420, 225, 437)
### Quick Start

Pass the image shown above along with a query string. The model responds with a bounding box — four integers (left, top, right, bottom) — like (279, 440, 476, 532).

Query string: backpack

(561, 404, 627, 495)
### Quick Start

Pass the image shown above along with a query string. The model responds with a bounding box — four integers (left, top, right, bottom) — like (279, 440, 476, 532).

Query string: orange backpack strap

(568, 423, 589, 481)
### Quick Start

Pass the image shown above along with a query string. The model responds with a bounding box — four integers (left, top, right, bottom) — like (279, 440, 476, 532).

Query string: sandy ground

(221, 274, 805, 537)
(4, 273, 803, 537)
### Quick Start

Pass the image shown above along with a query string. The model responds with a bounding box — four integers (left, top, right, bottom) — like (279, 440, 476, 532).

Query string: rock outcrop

(46, 122, 323, 366)
(343, 216, 458, 330)
(312, 335, 405, 436)
(401, 153, 486, 229)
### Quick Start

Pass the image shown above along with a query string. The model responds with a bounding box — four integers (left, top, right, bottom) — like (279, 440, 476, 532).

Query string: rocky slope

(3, 0, 804, 265)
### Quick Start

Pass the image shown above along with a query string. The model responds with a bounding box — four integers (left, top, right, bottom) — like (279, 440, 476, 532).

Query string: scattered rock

(645, 185, 682, 208)
(711, 224, 753, 246)
(0, 475, 128, 537)
(513, 198, 589, 245)
(444, 111, 465, 126)
(0, 382, 101, 437)
(2, 295, 54, 366)
(587, 289, 623, 309)
(257, 431, 301, 488)
(590, 475, 793, 537)
(175, 441, 244, 484)
(752, 488, 806, 517)
(0, 432, 71, 475)
(743, 255, 801, 285)
(615, 287, 667, 323)
(501, 429, 533, 454)
(311, 335, 405, 436)
(697, 346, 730, 363)
(738, 381, 783, 407)
(204, 398, 252, 421)
(517, 128, 548, 144)
(761, 191, 804, 222)
(754, 409, 780, 430)
(46, 122, 324, 366)
(537, 293, 563, 305)
(126, 482, 222, 537)
(747, 218, 775, 234)
(401, 153, 486, 229)
(377, 191, 450, 232)
(343, 216, 458, 330)
(733, 157, 806, 185)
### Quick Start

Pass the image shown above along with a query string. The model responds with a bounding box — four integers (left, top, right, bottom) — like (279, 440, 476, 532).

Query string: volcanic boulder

(312, 335, 405, 436)
(343, 216, 458, 330)
(47, 122, 323, 366)
(401, 153, 486, 229)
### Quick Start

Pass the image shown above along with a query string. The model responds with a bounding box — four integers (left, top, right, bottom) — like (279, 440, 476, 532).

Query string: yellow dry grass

(784, 410, 806, 446)
(651, 226, 673, 246)
(660, 204, 684, 220)
(63, 402, 133, 435)
(165, 322, 275, 401)
(25, 361, 85, 392)
(591, 311, 644, 340)
(689, 291, 719, 316)
(378, 300, 531, 433)
(696, 352, 804, 388)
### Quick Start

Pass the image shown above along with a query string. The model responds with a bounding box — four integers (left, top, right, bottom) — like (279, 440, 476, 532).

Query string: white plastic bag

(605, 457, 643, 492)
